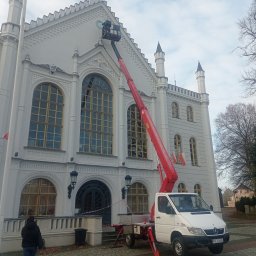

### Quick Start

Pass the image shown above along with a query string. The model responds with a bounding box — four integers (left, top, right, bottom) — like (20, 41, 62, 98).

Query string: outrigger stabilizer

(101, 20, 178, 256)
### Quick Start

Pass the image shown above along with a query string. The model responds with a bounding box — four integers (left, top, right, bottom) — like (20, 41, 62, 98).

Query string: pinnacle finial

(196, 61, 204, 72)
(156, 42, 163, 53)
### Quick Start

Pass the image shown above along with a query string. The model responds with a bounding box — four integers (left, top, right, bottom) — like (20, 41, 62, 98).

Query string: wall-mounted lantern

(121, 175, 132, 199)
(67, 170, 78, 199)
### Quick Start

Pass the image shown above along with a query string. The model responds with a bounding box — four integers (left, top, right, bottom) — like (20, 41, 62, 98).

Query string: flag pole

(0, 0, 27, 251)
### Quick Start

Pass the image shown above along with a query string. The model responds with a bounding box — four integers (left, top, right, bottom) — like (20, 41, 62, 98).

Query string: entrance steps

(102, 226, 125, 245)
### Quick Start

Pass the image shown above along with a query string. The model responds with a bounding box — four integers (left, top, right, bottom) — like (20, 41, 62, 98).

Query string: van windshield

(168, 194, 211, 212)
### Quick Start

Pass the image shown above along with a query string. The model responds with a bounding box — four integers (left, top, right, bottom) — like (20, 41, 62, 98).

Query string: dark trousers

(23, 247, 37, 256)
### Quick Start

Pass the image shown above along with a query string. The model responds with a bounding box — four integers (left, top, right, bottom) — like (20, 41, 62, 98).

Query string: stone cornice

(0, 34, 19, 43)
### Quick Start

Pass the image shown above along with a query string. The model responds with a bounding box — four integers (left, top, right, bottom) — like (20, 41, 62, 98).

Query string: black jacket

(21, 218, 43, 249)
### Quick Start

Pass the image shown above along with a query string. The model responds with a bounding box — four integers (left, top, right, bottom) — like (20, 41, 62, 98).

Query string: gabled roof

(23, 0, 156, 79)
(24, 0, 99, 31)
(234, 184, 253, 192)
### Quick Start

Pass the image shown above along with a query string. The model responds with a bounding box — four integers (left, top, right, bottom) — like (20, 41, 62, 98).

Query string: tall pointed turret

(196, 61, 206, 93)
(154, 42, 169, 150)
(0, 0, 24, 137)
(196, 60, 220, 213)
(0, 0, 24, 245)
(7, 0, 23, 24)
(154, 42, 165, 77)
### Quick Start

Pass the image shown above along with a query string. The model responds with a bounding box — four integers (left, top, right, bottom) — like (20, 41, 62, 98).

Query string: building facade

(0, 0, 220, 225)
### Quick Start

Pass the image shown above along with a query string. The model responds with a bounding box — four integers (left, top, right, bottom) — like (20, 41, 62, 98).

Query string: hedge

(235, 196, 256, 212)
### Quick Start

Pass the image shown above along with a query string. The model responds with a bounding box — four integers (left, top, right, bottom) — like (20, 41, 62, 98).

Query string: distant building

(227, 184, 255, 207)
(0, 0, 220, 224)
(222, 188, 233, 207)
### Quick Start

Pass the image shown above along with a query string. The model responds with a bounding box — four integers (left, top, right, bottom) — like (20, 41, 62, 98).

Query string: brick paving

(2, 208, 256, 256)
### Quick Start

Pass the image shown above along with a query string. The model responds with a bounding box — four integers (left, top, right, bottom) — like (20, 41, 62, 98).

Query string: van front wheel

(208, 244, 223, 254)
(172, 236, 187, 256)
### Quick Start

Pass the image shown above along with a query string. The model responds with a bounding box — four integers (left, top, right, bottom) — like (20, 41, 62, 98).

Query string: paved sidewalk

(2, 208, 256, 256)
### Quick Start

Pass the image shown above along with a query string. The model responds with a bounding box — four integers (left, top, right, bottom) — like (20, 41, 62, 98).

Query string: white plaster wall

(167, 92, 219, 207)
(1, 0, 220, 222)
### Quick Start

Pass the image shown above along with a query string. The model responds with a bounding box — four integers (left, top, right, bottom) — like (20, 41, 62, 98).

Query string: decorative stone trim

(168, 84, 202, 102)
(22, 0, 157, 84)
(24, 0, 103, 31)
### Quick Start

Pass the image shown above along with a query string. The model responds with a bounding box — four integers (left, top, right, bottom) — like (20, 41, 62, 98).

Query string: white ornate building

(0, 0, 220, 225)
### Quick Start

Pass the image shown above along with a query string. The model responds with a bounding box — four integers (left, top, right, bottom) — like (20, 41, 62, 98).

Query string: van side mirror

(210, 205, 213, 211)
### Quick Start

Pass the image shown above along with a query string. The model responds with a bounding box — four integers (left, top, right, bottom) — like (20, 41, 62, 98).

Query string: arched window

(174, 134, 182, 164)
(178, 183, 187, 192)
(28, 83, 63, 149)
(172, 102, 179, 118)
(190, 137, 198, 166)
(194, 184, 202, 196)
(127, 182, 148, 214)
(80, 74, 113, 155)
(187, 106, 193, 122)
(19, 178, 56, 216)
(127, 104, 147, 159)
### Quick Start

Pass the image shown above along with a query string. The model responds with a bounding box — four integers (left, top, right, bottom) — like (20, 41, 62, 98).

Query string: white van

(155, 193, 229, 256)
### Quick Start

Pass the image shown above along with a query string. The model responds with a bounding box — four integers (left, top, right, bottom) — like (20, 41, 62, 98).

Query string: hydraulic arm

(101, 21, 178, 220)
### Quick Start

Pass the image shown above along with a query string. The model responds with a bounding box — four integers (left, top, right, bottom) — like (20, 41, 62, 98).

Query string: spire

(156, 42, 163, 53)
(154, 42, 165, 77)
(196, 61, 206, 93)
(196, 61, 204, 72)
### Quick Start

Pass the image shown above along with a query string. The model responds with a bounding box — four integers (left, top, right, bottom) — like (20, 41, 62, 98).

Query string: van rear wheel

(172, 236, 187, 256)
(208, 244, 223, 254)
(126, 234, 135, 248)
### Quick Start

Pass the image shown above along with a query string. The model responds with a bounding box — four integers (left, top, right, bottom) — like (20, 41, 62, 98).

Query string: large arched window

(19, 178, 56, 216)
(174, 134, 182, 164)
(172, 102, 179, 118)
(178, 183, 187, 192)
(28, 83, 63, 149)
(187, 106, 193, 122)
(194, 184, 202, 196)
(127, 182, 148, 214)
(80, 74, 113, 155)
(190, 137, 198, 166)
(127, 104, 147, 159)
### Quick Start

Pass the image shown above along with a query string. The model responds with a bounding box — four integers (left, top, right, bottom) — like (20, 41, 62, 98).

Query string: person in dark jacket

(21, 215, 43, 256)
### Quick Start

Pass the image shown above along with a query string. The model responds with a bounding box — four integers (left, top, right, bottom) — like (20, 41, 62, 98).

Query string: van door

(155, 195, 176, 243)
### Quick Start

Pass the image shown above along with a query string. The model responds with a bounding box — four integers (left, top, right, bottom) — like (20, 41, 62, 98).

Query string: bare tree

(239, 0, 256, 96)
(214, 103, 256, 191)
(248, 128, 256, 191)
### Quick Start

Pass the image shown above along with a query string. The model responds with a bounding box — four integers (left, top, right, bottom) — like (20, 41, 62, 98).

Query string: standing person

(21, 213, 44, 256)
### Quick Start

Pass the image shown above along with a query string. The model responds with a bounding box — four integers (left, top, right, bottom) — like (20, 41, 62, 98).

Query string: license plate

(212, 238, 223, 244)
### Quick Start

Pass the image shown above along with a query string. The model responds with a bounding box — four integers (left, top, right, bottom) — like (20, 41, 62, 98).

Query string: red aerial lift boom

(102, 20, 178, 203)
(101, 20, 178, 256)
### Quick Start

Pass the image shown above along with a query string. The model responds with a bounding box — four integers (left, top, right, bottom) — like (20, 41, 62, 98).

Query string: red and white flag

(2, 132, 8, 140)
(178, 152, 186, 166)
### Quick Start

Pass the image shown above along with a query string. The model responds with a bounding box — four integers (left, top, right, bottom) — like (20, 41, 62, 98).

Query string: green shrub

(250, 196, 256, 206)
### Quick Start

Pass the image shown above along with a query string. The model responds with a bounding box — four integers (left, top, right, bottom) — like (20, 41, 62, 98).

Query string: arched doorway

(75, 180, 111, 224)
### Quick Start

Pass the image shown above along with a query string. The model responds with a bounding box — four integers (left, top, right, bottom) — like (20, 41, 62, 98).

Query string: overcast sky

(0, 0, 255, 188)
